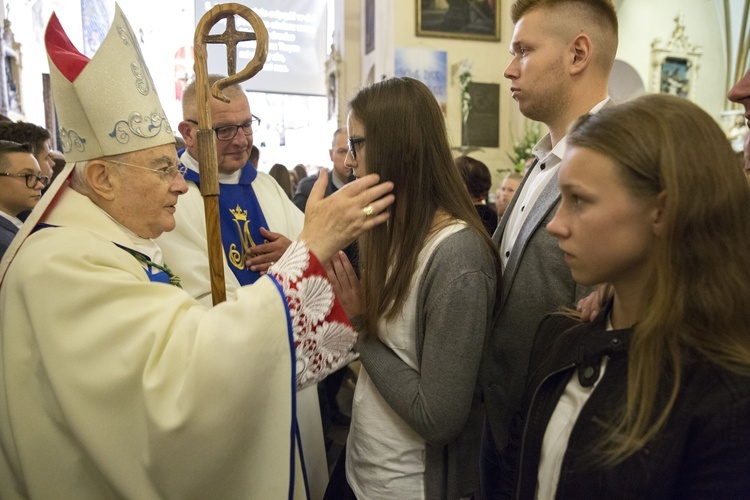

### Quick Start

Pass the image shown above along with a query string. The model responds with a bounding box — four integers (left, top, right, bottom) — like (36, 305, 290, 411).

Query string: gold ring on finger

(363, 205, 375, 217)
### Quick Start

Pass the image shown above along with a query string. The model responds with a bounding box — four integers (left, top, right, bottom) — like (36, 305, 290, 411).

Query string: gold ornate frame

(417, 1, 500, 42)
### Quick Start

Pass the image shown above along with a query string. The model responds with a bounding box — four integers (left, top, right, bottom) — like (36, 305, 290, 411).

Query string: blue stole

(182, 156, 269, 285)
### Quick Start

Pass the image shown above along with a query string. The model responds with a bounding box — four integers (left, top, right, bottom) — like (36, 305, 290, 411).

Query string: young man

(0, 121, 56, 183)
(481, 0, 618, 495)
(0, 141, 45, 258)
(293, 127, 354, 212)
(0, 7, 393, 498)
(292, 127, 358, 451)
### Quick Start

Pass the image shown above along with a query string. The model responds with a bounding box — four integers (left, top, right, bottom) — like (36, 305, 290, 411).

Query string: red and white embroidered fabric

(269, 241, 358, 389)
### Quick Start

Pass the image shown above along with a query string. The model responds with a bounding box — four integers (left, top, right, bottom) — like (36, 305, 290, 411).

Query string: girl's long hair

(348, 77, 500, 333)
(567, 93, 750, 463)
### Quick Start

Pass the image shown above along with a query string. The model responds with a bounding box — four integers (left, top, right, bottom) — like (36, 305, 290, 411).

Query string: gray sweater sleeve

(357, 228, 498, 446)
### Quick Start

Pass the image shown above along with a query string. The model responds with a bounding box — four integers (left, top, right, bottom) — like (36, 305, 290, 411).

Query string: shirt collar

(0, 210, 22, 229)
(330, 169, 347, 190)
(532, 97, 611, 166)
(178, 148, 253, 184)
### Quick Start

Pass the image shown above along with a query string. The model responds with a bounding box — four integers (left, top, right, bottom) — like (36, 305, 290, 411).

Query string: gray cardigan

(355, 227, 498, 499)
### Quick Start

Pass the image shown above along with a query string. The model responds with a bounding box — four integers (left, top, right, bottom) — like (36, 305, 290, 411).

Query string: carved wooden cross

(204, 13, 257, 75)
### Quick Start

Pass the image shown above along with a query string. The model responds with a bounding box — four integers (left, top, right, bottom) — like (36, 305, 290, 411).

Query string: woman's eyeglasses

(348, 137, 366, 160)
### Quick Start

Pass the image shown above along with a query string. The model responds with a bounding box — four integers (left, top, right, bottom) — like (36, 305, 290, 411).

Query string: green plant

(506, 121, 541, 173)
(458, 63, 473, 124)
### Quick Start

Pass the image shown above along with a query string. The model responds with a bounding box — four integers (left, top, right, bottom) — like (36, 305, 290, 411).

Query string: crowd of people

(0, 0, 748, 499)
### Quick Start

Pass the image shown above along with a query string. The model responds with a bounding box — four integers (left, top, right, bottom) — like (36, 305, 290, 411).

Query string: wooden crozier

(193, 3, 269, 305)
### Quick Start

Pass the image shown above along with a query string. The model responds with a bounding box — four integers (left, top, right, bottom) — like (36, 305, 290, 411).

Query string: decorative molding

(325, 42, 344, 127)
(1, 16, 23, 119)
(650, 13, 702, 102)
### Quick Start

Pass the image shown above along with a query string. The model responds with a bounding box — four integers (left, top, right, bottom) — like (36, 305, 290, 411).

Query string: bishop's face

(107, 144, 189, 239)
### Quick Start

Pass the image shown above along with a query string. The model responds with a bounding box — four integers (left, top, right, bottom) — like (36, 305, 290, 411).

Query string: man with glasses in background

(0, 121, 56, 187)
(0, 140, 47, 259)
(160, 74, 302, 293)
(156, 75, 329, 499)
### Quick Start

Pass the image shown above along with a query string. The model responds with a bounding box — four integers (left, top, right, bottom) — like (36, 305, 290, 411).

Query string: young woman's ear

(652, 191, 667, 235)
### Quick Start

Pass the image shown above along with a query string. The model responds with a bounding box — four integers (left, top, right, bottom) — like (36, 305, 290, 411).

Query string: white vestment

(0, 186, 352, 499)
(156, 157, 330, 499)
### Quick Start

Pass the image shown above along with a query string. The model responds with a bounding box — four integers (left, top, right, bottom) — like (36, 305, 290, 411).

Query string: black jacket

(499, 307, 750, 499)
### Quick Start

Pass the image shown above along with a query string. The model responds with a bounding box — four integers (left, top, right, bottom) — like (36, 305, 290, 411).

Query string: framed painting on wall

(394, 47, 448, 114)
(649, 14, 702, 102)
(658, 57, 690, 98)
(417, 0, 500, 42)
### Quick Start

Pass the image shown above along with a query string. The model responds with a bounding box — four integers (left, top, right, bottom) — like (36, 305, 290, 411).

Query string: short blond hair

(181, 74, 245, 119)
(511, 0, 618, 75)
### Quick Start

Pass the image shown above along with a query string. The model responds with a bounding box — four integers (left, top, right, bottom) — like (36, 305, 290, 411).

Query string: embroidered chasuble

(184, 164, 268, 285)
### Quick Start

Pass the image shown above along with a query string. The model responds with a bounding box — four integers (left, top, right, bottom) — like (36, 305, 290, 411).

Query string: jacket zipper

(515, 362, 576, 500)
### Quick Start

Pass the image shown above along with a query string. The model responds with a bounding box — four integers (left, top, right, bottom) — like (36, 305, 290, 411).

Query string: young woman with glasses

(325, 77, 501, 499)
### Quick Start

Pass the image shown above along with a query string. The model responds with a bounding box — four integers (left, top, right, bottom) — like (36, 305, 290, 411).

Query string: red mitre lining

(45, 13, 90, 82)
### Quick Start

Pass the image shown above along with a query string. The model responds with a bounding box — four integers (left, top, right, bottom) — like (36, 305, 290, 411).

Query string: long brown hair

(567, 93, 750, 463)
(349, 77, 500, 333)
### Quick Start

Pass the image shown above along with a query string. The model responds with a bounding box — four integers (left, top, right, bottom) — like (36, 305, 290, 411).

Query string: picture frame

(417, 0, 500, 42)
(650, 14, 702, 102)
(463, 82, 499, 148)
(657, 57, 690, 98)
(325, 45, 344, 125)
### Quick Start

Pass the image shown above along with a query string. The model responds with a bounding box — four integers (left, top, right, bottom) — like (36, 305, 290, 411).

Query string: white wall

(616, 0, 726, 120)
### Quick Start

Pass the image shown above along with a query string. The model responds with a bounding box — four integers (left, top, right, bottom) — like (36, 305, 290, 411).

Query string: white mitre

(0, 4, 175, 279)
(45, 2, 174, 162)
